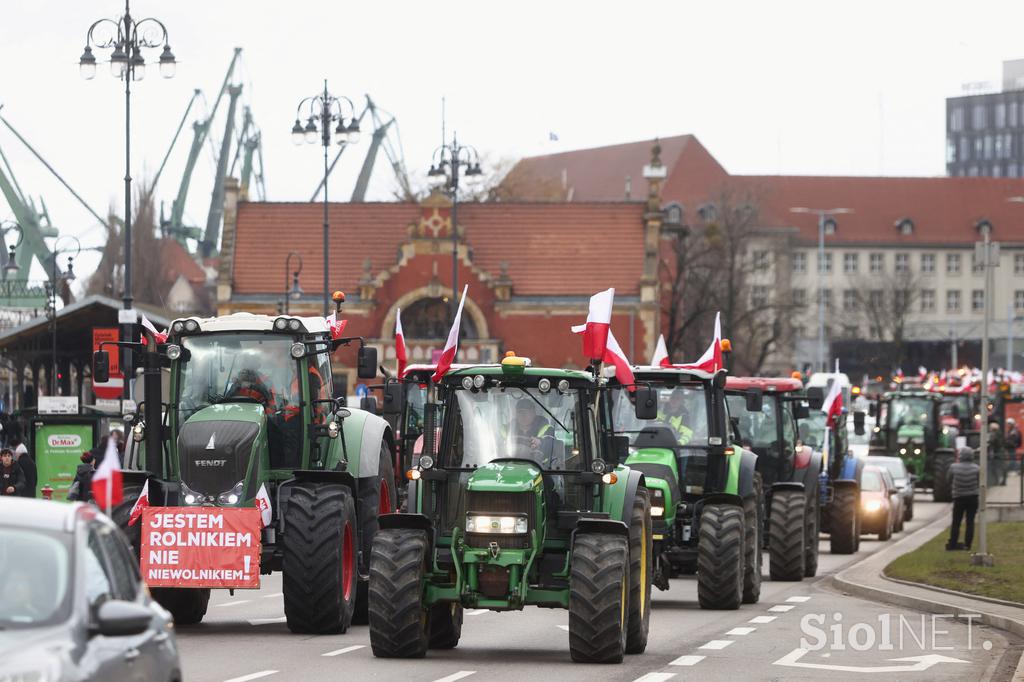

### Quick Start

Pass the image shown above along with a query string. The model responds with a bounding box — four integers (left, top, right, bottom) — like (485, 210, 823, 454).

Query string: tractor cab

(871, 390, 955, 500)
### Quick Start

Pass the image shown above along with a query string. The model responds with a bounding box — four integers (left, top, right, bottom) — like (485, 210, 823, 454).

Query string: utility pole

(973, 223, 997, 567)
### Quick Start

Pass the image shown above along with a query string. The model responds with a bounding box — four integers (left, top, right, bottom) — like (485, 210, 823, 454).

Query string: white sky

(2, 0, 1024, 282)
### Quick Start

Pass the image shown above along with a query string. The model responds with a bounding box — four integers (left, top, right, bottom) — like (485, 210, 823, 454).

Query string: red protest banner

(140, 507, 261, 589)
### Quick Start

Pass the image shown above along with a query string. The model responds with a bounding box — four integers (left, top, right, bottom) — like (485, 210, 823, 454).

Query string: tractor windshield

(726, 394, 781, 451)
(446, 385, 583, 470)
(889, 397, 933, 432)
(798, 411, 827, 450)
(177, 333, 301, 422)
(612, 383, 710, 446)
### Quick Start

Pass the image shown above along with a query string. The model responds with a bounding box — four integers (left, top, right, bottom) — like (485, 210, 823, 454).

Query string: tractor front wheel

(829, 486, 859, 555)
(804, 487, 820, 578)
(768, 489, 806, 581)
(932, 450, 955, 503)
(697, 504, 745, 610)
(353, 443, 398, 624)
(368, 528, 430, 658)
(569, 532, 630, 663)
(152, 588, 210, 626)
(626, 488, 652, 654)
(282, 482, 358, 634)
(742, 474, 763, 604)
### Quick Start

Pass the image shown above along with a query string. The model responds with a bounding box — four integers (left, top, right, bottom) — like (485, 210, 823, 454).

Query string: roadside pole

(973, 231, 997, 567)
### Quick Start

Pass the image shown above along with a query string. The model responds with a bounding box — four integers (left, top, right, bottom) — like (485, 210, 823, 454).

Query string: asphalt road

(176, 498, 1018, 682)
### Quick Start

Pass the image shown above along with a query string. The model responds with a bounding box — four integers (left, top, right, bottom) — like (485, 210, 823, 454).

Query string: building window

(1011, 101, 1019, 128)
(993, 165, 1003, 178)
(869, 290, 884, 309)
(1015, 253, 1024, 275)
(996, 135, 1005, 159)
(972, 289, 985, 312)
(792, 288, 807, 307)
(895, 253, 910, 273)
(869, 252, 884, 274)
(947, 253, 961, 275)
(950, 106, 965, 131)
(843, 253, 859, 274)
(972, 253, 985, 274)
(947, 138, 957, 164)
(972, 104, 987, 129)
(921, 289, 936, 312)
(751, 286, 768, 308)
(947, 290, 961, 313)
(996, 103, 1007, 128)
(792, 251, 807, 274)
(985, 135, 993, 159)
(820, 288, 833, 309)
(822, 218, 837, 236)
(819, 252, 832, 274)
(921, 253, 935, 274)
(975, 137, 984, 159)
(843, 289, 857, 311)
(1011, 163, 1019, 178)
(753, 250, 769, 271)
(1016, 290, 1024, 312)
(960, 136, 970, 161)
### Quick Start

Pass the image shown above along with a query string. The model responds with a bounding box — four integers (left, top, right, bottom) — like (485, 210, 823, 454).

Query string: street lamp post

(48, 236, 81, 396)
(427, 134, 482, 323)
(790, 207, 853, 372)
(282, 252, 304, 315)
(291, 82, 360, 316)
(973, 219, 997, 567)
(0, 221, 22, 278)
(80, 0, 176, 399)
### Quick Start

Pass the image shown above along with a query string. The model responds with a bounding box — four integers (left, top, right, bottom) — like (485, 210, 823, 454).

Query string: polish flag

(325, 312, 348, 340)
(395, 308, 408, 379)
(431, 285, 469, 383)
(571, 326, 635, 390)
(140, 314, 168, 345)
(255, 483, 273, 528)
(91, 437, 123, 512)
(821, 377, 844, 427)
(677, 312, 723, 373)
(127, 479, 150, 527)
(651, 334, 670, 368)
(576, 288, 614, 360)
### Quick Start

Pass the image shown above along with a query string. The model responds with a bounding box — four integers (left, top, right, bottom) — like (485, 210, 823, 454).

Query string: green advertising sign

(34, 423, 94, 499)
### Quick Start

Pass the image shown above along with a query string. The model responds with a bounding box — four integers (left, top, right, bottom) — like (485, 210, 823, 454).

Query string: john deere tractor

(608, 366, 764, 609)
(725, 377, 823, 581)
(98, 301, 396, 632)
(368, 355, 654, 663)
(869, 390, 955, 501)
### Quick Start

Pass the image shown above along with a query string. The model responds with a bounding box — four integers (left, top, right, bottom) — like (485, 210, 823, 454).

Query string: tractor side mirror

(745, 389, 763, 413)
(868, 402, 877, 418)
(608, 435, 630, 466)
(792, 402, 810, 420)
(805, 387, 824, 410)
(382, 381, 405, 417)
(853, 411, 866, 435)
(633, 386, 658, 420)
(357, 346, 378, 379)
(93, 350, 110, 384)
(360, 396, 378, 414)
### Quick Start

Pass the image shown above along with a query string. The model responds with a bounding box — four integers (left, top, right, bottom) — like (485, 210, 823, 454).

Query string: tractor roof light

(273, 317, 289, 330)
(183, 319, 200, 333)
(461, 376, 474, 390)
(473, 374, 486, 389)
(590, 459, 606, 474)
(720, 338, 733, 353)
(538, 378, 552, 393)
(171, 321, 185, 334)
(165, 344, 182, 361)
(557, 379, 570, 394)
(327, 421, 340, 439)
(419, 455, 435, 470)
(290, 343, 306, 359)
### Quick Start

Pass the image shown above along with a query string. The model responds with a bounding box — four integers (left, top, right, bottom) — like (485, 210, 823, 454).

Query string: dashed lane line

(749, 615, 777, 624)
(670, 655, 706, 666)
(557, 625, 569, 631)
(465, 609, 489, 616)
(260, 592, 282, 599)
(768, 604, 795, 613)
(699, 640, 734, 650)
(725, 626, 756, 636)
(322, 645, 365, 657)
(785, 596, 811, 603)
(248, 616, 288, 625)
(632, 674, 676, 682)
(223, 672, 278, 682)
(432, 672, 476, 682)
(215, 600, 253, 608)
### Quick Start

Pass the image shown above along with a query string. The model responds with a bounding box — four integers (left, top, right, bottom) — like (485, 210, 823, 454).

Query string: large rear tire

(742, 474, 763, 604)
(353, 443, 398, 624)
(768, 489, 805, 581)
(152, 588, 210, 626)
(569, 533, 629, 663)
(804, 487, 820, 578)
(428, 602, 463, 649)
(932, 450, 954, 503)
(282, 482, 358, 634)
(625, 488, 652, 654)
(829, 486, 859, 554)
(697, 504, 744, 610)
(368, 528, 429, 658)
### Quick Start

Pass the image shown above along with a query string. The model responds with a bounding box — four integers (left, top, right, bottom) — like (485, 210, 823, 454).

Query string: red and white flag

(325, 312, 348, 340)
(91, 437, 123, 512)
(677, 312, 723, 373)
(127, 479, 150, 526)
(140, 314, 168, 345)
(573, 288, 614, 360)
(571, 326, 635, 390)
(432, 285, 469, 383)
(821, 377, 844, 427)
(255, 483, 273, 528)
(395, 308, 408, 379)
(651, 334, 670, 368)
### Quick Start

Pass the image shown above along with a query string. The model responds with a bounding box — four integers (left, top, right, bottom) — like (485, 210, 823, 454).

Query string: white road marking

(725, 626, 756, 636)
(557, 624, 569, 631)
(260, 592, 282, 599)
(322, 645, 365, 657)
(248, 616, 288, 625)
(215, 599, 253, 608)
(749, 615, 777, 624)
(773, 648, 969, 673)
(670, 655, 705, 666)
(632, 674, 676, 682)
(223, 672, 278, 682)
(768, 604, 795, 612)
(465, 609, 488, 616)
(432, 672, 476, 682)
(785, 596, 811, 603)
(699, 640, 734, 650)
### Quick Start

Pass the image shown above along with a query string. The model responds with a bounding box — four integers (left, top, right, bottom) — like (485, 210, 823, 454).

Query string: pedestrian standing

(12, 445, 36, 498)
(67, 452, 96, 503)
(947, 447, 981, 551)
(0, 448, 26, 496)
(1004, 418, 1020, 477)
(987, 422, 1004, 487)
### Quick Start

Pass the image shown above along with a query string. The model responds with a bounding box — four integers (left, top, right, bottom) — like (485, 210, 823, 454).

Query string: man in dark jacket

(947, 447, 981, 550)
(0, 448, 27, 496)
(13, 446, 36, 498)
(67, 452, 95, 503)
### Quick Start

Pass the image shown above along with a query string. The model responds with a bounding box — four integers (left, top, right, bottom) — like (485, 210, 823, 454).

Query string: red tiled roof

(159, 239, 207, 285)
(231, 202, 646, 297)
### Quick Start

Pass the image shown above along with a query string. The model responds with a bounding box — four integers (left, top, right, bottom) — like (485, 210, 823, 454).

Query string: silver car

(866, 455, 915, 522)
(0, 497, 181, 682)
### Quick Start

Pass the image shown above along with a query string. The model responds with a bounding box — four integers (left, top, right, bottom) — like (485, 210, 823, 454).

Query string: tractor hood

(466, 459, 543, 494)
(177, 403, 264, 500)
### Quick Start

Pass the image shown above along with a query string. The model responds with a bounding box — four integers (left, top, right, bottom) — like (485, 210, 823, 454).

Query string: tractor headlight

(327, 421, 340, 439)
(290, 343, 306, 359)
(590, 458, 606, 474)
(166, 343, 182, 360)
(461, 376, 474, 390)
(171, 321, 185, 334)
(650, 488, 666, 517)
(132, 422, 145, 442)
(899, 447, 907, 455)
(557, 379, 570, 394)
(863, 499, 882, 512)
(181, 481, 205, 506)
(274, 317, 289, 331)
(419, 454, 435, 470)
(914, 448, 921, 455)
(466, 513, 528, 535)
(287, 318, 302, 331)
(538, 378, 551, 393)
(184, 319, 200, 333)
(473, 375, 486, 389)
(217, 480, 245, 506)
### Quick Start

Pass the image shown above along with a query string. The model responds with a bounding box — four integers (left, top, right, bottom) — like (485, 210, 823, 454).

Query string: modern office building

(946, 59, 1024, 178)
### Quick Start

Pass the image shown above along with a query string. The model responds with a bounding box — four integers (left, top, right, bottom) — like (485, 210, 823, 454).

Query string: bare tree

(847, 268, 923, 368)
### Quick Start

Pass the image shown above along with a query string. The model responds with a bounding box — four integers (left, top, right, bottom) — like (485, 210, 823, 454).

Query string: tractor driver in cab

(659, 388, 695, 445)
(505, 399, 554, 464)
(228, 361, 277, 408)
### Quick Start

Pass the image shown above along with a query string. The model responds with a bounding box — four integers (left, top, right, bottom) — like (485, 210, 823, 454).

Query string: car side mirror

(357, 346, 378, 379)
(853, 411, 866, 435)
(608, 434, 630, 465)
(93, 599, 152, 637)
(792, 402, 810, 420)
(382, 381, 405, 417)
(633, 386, 658, 420)
(745, 389, 763, 412)
(93, 350, 110, 384)
(360, 396, 378, 414)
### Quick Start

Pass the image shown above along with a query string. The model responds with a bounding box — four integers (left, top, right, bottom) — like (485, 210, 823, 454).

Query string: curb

(881, 573, 1024, 610)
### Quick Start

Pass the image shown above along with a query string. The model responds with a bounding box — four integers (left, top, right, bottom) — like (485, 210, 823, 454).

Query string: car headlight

(863, 499, 882, 512)
(217, 480, 245, 506)
(466, 514, 528, 534)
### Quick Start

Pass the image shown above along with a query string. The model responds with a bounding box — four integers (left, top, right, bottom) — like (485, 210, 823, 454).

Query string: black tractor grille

(465, 491, 533, 550)
(177, 420, 258, 497)
(679, 452, 708, 494)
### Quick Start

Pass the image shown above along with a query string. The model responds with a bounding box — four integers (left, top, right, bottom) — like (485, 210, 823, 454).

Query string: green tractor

(368, 355, 655, 663)
(870, 390, 955, 502)
(608, 366, 764, 609)
(99, 303, 396, 632)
